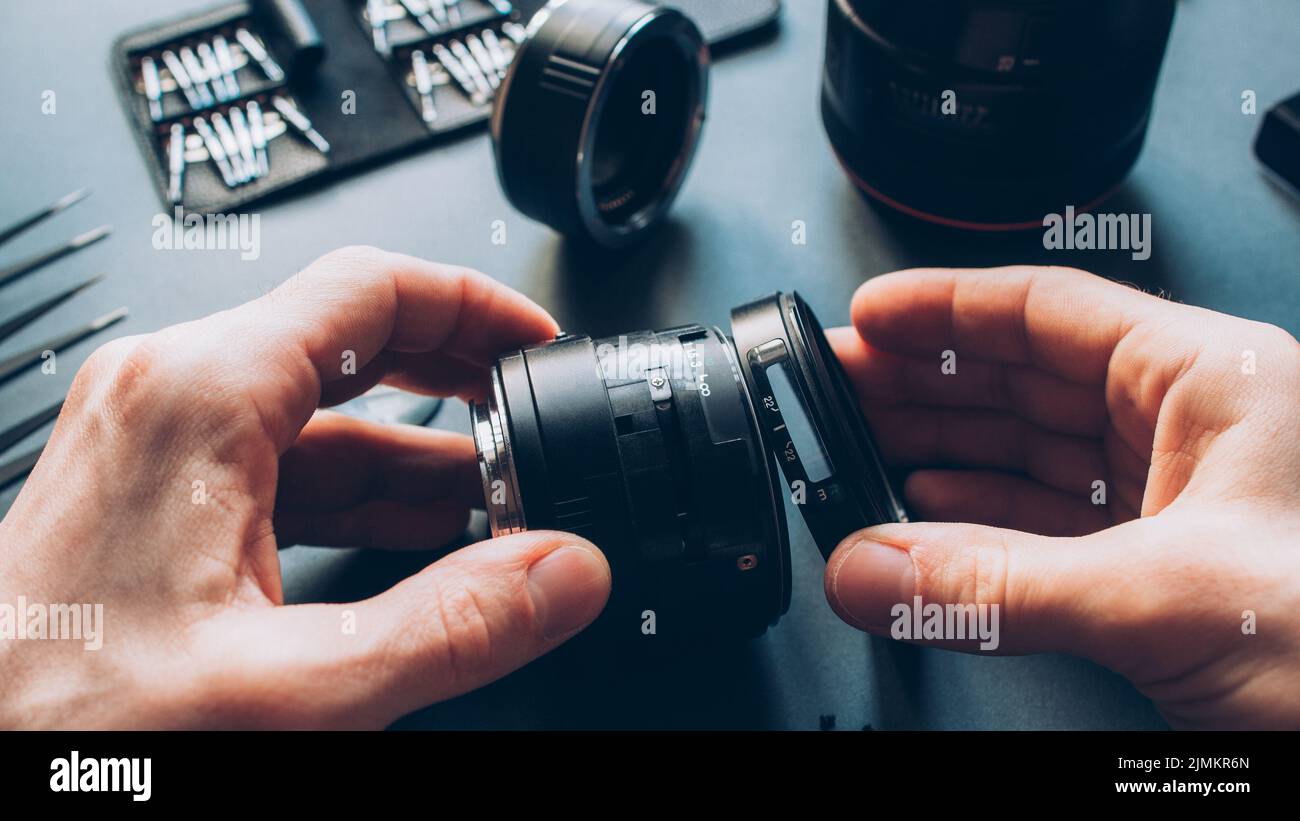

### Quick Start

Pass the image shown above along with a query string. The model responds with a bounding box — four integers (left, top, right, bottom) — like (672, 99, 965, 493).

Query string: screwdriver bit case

(112, 0, 781, 213)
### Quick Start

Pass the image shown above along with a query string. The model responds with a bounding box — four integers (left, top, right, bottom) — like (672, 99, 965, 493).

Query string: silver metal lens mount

(470, 367, 526, 537)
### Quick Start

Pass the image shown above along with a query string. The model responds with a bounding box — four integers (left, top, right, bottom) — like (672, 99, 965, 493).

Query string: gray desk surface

(2, 1, 1297, 729)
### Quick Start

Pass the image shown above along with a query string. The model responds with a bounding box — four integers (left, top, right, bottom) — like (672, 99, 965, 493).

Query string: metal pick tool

(235, 28, 285, 83)
(0, 306, 128, 385)
(141, 56, 164, 122)
(480, 29, 511, 79)
(465, 34, 501, 90)
(193, 116, 239, 188)
(432, 43, 486, 106)
(0, 276, 103, 344)
(197, 41, 230, 102)
(0, 225, 111, 289)
(167, 122, 187, 203)
(428, 0, 449, 25)
(0, 398, 63, 455)
(399, 0, 439, 34)
(213, 34, 240, 98)
(411, 50, 438, 124)
(0, 445, 43, 489)
(178, 46, 216, 108)
(211, 111, 250, 183)
(0, 188, 88, 248)
(247, 100, 270, 176)
(228, 106, 260, 181)
(367, 0, 392, 57)
(272, 96, 331, 155)
(449, 39, 495, 98)
(159, 50, 202, 110)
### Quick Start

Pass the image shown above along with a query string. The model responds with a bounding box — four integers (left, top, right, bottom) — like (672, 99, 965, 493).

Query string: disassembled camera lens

(490, 0, 710, 249)
(471, 293, 907, 640)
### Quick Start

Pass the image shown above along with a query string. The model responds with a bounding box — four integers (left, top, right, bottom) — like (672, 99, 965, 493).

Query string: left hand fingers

(193, 530, 611, 727)
(273, 410, 483, 550)
(146, 246, 558, 454)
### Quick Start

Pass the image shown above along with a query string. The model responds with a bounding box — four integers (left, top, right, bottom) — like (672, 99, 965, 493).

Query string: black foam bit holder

(112, 0, 781, 214)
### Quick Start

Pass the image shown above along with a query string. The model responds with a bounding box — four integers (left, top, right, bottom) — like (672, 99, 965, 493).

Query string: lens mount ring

(470, 366, 527, 536)
(730, 291, 908, 559)
(491, 0, 710, 249)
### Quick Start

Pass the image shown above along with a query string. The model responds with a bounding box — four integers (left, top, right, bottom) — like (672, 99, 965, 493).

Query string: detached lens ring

(491, 0, 709, 249)
(730, 292, 907, 559)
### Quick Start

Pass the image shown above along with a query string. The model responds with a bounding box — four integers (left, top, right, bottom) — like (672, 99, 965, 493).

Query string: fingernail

(527, 545, 610, 640)
(830, 537, 915, 630)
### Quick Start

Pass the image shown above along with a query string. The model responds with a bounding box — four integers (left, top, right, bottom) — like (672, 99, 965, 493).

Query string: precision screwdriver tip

(54, 188, 91, 211)
(73, 225, 113, 246)
(72, 273, 107, 293)
(91, 306, 130, 330)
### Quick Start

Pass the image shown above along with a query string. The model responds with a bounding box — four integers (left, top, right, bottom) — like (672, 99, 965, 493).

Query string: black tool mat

(111, 0, 782, 213)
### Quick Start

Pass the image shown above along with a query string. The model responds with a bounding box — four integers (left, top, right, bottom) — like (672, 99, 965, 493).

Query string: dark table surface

(2, 1, 1297, 729)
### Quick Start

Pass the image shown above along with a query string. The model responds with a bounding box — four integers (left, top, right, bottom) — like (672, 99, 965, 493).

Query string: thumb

(236, 530, 610, 728)
(824, 521, 1121, 656)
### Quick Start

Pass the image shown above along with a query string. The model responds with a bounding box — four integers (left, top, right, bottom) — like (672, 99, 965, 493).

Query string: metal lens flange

(470, 365, 526, 536)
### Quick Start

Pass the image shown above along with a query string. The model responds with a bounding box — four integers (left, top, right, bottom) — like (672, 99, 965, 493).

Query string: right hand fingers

(841, 265, 1298, 515)
(835, 266, 1176, 452)
(195, 530, 611, 728)
(847, 265, 1167, 385)
(824, 519, 1135, 658)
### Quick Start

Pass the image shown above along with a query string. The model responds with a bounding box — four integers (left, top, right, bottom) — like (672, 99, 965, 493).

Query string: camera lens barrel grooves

(491, 0, 709, 248)
(472, 326, 790, 639)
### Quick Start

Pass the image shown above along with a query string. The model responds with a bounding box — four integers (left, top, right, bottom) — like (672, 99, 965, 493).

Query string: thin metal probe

(0, 306, 129, 384)
(0, 225, 111, 289)
(0, 188, 90, 248)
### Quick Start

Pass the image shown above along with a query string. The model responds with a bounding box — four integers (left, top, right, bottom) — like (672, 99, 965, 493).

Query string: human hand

(0, 246, 611, 729)
(826, 265, 1300, 729)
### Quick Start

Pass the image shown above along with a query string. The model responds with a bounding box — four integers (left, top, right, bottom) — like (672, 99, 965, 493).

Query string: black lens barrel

(472, 295, 907, 638)
(483, 326, 789, 639)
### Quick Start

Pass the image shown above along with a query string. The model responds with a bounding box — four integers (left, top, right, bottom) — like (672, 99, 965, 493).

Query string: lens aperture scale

(731, 291, 908, 559)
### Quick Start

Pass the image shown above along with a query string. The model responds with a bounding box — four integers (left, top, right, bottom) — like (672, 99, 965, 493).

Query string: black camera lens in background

(471, 294, 907, 640)
(821, 0, 1176, 229)
(490, 0, 709, 249)
(731, 292, 908, 553)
